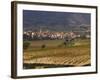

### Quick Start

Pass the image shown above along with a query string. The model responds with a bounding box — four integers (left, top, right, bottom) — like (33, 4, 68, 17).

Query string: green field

(23, 39, 91, 69)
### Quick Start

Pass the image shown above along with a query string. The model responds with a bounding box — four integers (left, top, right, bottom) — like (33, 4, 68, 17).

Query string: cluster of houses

(23, 30, 90, 41)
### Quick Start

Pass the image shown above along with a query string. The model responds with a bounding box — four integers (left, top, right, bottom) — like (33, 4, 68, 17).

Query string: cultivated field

(23, 39, 91, 69)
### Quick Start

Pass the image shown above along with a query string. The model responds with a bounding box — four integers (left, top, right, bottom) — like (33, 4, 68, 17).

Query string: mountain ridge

(23, 10, 91, 32)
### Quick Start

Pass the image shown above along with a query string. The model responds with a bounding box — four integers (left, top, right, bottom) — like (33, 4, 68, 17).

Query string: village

(23, 29, 90, 41)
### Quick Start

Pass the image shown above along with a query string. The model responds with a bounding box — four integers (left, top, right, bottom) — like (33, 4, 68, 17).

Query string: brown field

(23, 39, 91, 69)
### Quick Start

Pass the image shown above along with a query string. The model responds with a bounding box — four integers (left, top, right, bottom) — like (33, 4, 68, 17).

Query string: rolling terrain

(23, 39, 90, 69)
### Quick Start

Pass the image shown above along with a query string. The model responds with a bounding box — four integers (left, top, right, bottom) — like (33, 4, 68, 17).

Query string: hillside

(23, 10, 90, 32)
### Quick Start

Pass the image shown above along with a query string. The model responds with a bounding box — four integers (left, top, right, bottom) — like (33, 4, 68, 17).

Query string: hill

(23, 10, 90, 32)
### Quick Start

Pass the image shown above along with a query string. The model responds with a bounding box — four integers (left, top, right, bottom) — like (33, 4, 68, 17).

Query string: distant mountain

(23, 10, 91, 32)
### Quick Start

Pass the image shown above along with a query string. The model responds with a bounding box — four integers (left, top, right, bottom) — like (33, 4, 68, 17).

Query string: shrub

(41, 44, 46, 49)
(23, 41, 30, 50)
